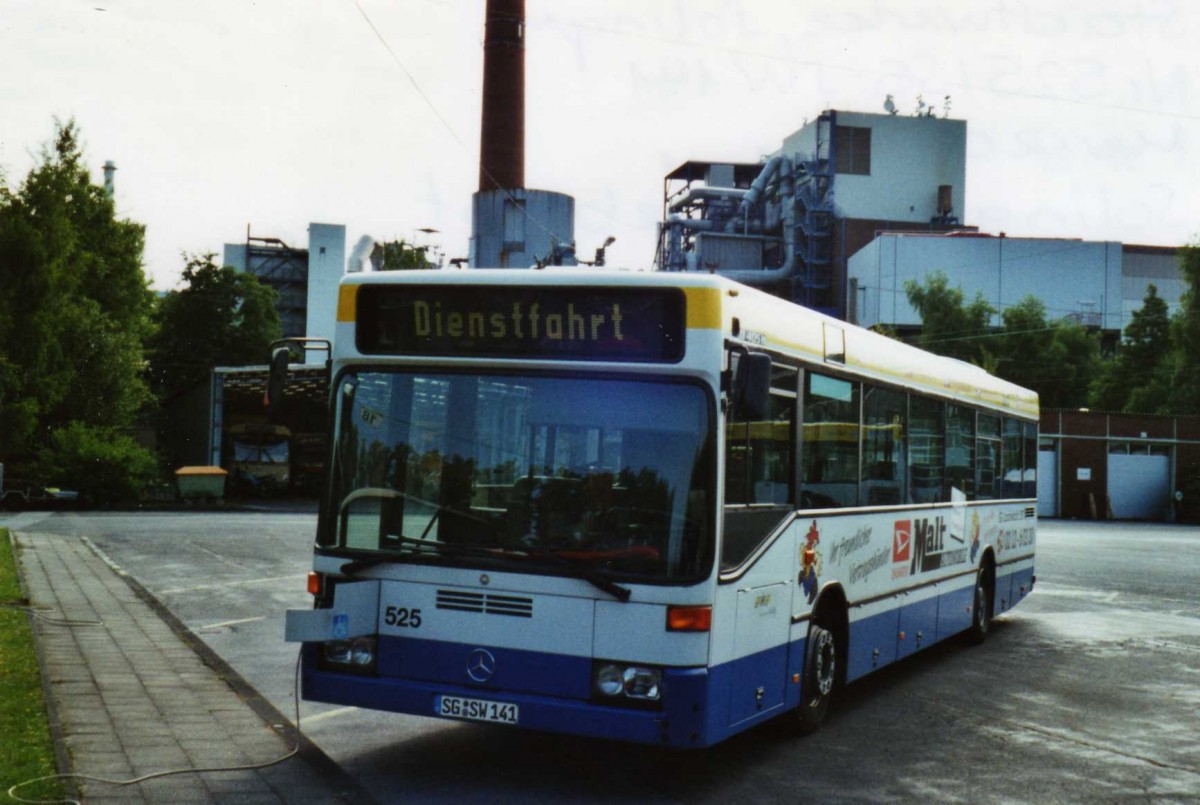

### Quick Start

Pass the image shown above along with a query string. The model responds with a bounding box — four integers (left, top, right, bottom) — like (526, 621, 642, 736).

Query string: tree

(1090, 284, 1172, 412)
(997, 296, 1098, 409)
(1165, 245, 1200, 415)
(41, 423, 158, 506)
(146, 253, 282, 405)
(904, 271, 995, 367)
(904, 275, 1099, 408)
(0, 120, 154, 469)
(377, 239, 434, 270)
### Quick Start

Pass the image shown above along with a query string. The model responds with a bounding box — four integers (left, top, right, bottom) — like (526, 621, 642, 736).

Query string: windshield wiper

(338, 535, 442, 575)
(521, 547, 632, 603)
(337, 534, 631, 603)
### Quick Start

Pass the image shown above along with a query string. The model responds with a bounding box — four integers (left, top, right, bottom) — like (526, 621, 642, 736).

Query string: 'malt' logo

(893, 520, 911, 563)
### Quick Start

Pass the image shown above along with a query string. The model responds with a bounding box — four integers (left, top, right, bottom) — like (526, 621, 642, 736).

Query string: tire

(965, 567, 993, 645)
(797, 623, 836, 732)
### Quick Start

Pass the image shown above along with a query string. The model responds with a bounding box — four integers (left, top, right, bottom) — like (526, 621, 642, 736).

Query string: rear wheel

(966, 567, 993, 644)
(797, 623, 836, 731)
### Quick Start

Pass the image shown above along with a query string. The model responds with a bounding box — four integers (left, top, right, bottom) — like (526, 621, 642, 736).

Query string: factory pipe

(722, 156, 799, 285)
(667, 186, 750, 213)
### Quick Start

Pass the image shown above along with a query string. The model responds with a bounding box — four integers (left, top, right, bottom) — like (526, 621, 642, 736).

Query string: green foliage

(904, 274, 1099, 407)
(1165, 244, 1200, 414)
(378, 239, 434, 270)
(904, 271, 995, 366)
(1086, 244, 1200, 417)
(998, 296, 1099, 409)
(1089, 284, 1172, 412)
(38, 423, 157, 506)
(0, 530, 66, 802)
(146, 253, 282, 403)
(0, 119, 153, 463)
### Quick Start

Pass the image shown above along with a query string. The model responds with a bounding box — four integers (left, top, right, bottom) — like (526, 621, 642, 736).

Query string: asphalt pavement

(8, 525, 368, 804)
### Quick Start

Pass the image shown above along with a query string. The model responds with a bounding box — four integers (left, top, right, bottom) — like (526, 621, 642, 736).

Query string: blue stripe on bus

(375, 634, 593, 699)
(303, 569, 1036, 747)
(937, 583, 974, 640)
(303, 644, 713, 747)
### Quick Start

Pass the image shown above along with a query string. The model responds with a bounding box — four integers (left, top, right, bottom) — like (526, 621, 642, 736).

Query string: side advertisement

(790, 502, 1036, 615)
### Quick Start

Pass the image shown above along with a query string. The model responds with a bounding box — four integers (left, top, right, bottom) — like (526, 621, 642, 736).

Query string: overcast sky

(3, 0, 1198, 289)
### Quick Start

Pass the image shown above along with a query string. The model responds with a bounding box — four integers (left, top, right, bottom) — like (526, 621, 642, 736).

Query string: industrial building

(658, 109, 970, 318)
(849, 234, 1181, 337)
(657, 106, 1181, 340)
(656, 104, 1191, 522)
(223, 223, 345, 363)
(1040, 409, 1200, 522)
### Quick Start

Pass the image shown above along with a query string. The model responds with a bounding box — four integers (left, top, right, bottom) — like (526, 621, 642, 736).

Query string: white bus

(285, 269, 1037, 747)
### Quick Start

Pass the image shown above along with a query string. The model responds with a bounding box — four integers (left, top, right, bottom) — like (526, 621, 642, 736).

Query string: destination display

(356, 285, 686, 362)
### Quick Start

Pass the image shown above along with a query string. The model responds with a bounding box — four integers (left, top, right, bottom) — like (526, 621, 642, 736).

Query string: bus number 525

(384, 606, 421, 628)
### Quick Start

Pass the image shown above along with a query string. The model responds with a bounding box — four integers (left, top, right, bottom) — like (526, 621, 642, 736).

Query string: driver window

(721, 362, 797, 571)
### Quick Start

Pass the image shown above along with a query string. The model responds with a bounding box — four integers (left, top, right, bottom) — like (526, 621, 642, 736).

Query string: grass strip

(0, 528, 65, 801)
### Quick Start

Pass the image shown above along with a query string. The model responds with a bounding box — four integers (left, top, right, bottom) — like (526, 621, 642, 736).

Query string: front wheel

(965, 568, 993, 645)
(797, 623, 836, 731)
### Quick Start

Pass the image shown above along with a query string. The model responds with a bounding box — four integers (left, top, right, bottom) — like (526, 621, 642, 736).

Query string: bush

(39, 423, 157, 506)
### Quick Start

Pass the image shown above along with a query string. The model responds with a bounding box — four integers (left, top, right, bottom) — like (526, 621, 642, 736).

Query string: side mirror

(734, 351, 772, 420)
(265, 346, 291, 415)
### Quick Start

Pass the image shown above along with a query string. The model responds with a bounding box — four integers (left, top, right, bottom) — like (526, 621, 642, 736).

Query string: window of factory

(834, 126, 871, 175)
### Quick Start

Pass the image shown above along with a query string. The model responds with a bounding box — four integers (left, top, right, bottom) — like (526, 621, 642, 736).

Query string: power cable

(351, 0, 568, 254)
(5, 624, 304, 804)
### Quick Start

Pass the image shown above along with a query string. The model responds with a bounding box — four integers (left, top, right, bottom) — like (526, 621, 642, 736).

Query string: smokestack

(103, 160, 117, 197)
(478, 0, 524, 192)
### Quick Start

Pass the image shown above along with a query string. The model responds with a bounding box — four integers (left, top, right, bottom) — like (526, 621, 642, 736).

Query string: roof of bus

(338, 269, 1038, 419)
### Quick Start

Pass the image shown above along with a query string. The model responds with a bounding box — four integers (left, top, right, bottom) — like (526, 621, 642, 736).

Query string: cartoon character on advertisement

(798, 520, 821, 605)
(970, 511, 981, 562)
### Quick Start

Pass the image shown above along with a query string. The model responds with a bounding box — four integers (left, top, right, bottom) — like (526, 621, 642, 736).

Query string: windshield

(233, 439, 289, 464)
(323, 371, 714, 582)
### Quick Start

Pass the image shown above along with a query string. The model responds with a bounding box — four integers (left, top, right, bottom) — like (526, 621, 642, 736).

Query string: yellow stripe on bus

(685, 287, 722, 330)
(337, 285, 357, 322)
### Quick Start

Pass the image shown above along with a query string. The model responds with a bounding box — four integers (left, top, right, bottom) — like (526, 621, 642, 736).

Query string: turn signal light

(666, 604, 712, 632)
(307, 572, 322, 596)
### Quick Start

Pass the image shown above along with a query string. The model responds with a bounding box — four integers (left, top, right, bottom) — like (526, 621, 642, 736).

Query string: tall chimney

(478, 0, 524, 192)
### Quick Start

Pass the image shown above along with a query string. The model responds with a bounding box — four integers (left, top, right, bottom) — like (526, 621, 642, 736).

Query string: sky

(2, 0, 1199, 290)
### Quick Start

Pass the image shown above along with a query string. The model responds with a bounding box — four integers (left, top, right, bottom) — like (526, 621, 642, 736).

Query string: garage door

(1107, 452, 1170, 520)
(1037, 444, 1057, 517)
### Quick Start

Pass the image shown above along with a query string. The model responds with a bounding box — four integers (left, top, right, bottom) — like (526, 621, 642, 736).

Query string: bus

(284, 270, 1037, 748)
(227, 423, 291, 495)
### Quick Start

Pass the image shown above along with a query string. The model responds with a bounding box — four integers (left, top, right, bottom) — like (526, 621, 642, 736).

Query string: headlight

(595, 664, 624, 697)
(323, 637, 376, 667)
(622, 667, 661, 700)
(324, 640, 352, 664)
(351, 637, 376, 665)
(592, 661, 662, 702)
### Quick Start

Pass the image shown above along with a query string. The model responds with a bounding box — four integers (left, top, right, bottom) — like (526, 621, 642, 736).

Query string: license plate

(435, 695, 519, 725)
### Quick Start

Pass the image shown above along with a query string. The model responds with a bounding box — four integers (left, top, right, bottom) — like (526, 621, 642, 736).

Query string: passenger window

(802, 372, 859, 509)
(945, 404, 975, 500)
(1001, 419, 1023, 498)
(1023, 422, 1038, 498)
(908, 397, 944, 504)
(976, 414, 1001, 500)
(861, 385, 906, 505)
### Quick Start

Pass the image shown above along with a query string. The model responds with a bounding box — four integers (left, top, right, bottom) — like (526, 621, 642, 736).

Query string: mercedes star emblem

(467, 648, 496, 682)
